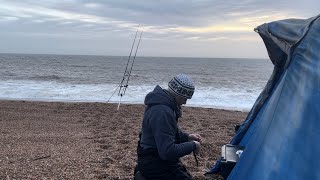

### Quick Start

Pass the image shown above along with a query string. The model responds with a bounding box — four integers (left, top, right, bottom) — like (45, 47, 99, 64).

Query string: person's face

(175, 96, 187, 106)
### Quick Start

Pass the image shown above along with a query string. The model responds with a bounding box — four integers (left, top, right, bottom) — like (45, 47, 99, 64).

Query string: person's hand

(193, 141, 201, 155)
(189, 133, 202, 143)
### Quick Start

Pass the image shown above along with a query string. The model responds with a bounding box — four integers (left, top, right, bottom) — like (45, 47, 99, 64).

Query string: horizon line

(0, 52, 269, 60)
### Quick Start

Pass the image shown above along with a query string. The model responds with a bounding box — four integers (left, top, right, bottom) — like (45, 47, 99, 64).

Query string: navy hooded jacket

(140, 85, 196, 161)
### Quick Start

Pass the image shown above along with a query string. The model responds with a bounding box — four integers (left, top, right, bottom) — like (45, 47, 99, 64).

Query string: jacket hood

(144, 85, 181, 115)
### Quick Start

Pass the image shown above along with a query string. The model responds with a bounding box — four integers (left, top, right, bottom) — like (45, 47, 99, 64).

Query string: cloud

(0, 16, 19, 22)
(0, 1, 137, 28)
(0, 0, 319, 58)
(83, 3, 102, 9)
(0, 1, 316, 35)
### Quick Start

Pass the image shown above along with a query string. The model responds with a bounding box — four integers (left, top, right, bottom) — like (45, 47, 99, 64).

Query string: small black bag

(220, 144, 245, 179)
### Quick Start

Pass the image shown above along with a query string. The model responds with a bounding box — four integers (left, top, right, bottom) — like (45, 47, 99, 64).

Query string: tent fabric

(208, 14, 320, 180)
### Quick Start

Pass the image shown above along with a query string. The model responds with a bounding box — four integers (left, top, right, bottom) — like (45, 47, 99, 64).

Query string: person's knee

(134, 171, 147, 180)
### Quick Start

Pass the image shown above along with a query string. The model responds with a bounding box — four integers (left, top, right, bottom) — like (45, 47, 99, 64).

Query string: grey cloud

(59, 0, 318, 26)
(0, 0, 319, 58)
(1, 1, 318, 29)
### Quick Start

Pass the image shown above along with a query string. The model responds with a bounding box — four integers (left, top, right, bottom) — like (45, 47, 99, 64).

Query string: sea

(0, 53, 273, 111)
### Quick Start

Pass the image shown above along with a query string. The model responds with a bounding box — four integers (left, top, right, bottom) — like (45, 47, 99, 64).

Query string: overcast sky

(0, 0, 319, 58)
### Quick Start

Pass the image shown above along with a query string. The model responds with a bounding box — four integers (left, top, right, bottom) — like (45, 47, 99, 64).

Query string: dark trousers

(136, 147, 192, 180)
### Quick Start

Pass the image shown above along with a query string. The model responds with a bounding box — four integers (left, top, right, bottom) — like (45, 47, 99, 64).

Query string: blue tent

(208, 14, 320, 180)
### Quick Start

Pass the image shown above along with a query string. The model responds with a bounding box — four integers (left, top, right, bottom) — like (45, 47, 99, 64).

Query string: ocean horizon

(0, 53, 273, 111)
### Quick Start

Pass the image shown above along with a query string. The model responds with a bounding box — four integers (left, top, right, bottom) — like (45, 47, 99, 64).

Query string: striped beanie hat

(168, 74, 195, 99)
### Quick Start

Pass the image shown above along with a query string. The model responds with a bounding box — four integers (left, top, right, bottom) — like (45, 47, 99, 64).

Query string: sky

(0, 0, 319, 58)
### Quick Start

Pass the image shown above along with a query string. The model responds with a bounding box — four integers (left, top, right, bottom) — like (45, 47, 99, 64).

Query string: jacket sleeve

(149, 105, 196, 161)
(178, 128, 190, 143)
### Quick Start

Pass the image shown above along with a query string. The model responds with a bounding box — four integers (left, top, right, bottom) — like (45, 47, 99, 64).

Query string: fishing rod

(116, 26, 143, 110)
(106, 26, 143, 107)
(122, 29, 143, 96)
(118, 27, 140, 97)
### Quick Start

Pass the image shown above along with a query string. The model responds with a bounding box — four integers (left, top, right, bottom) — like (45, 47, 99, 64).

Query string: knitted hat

(168, 74, 195, 99)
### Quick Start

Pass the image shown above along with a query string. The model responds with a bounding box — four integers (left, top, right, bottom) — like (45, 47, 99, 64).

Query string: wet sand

(0, 100, 248, 179)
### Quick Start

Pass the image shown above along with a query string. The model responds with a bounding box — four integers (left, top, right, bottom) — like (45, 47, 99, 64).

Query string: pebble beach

(0, 100, 248, 179)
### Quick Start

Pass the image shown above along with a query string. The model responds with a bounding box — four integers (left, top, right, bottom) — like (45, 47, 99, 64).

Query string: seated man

(135, 74, 202, 180)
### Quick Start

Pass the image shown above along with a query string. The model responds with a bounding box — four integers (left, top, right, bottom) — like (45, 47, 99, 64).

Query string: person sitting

(134, 74, 202, 180)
